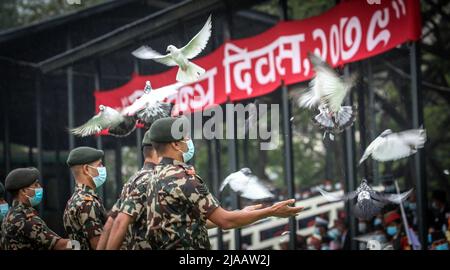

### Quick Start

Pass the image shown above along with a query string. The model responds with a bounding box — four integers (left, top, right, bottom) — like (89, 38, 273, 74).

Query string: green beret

(142, 129, 152, 146)
(67, 146, 104, 167)
(0, 182, 5, 198)
(5, 167, 40, 192)
(149, 117, 189, 143)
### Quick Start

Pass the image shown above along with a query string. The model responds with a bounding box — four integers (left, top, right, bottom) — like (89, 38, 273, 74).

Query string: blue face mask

(428, 234, 433, 244)
(314, 227, 321, 235)
(26, 187, 43, 207)
(327, 228, 341, 240)
(387, 226, 398, 236)
(88, 166, 107, 188)
(0, 203, 9, 221)
(373, 218, 382, 226)
(180, 139, 195, 163)
(435, 243, 449, 250)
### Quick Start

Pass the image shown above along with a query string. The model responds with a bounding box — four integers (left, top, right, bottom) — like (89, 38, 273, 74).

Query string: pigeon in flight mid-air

(359, 128, 427, 165)
(132, 15, 212, 83)
(70, 105, 137, 137)
(220, 168, 275, 201)
(298, 53, 357, 140)
(317, 179, 413, 220)
(122, 81, 179, 128)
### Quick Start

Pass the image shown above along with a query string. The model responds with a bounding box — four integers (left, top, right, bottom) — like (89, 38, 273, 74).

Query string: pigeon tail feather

(176, 62, 205, 83)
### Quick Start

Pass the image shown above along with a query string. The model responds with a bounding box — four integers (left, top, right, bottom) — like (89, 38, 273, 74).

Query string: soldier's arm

(78, 199, 105, 250)
(105, 213, 133, 250)
(24, 215, 71, 250)
(208, 199, 303, 230)
(97, 216, 115, 250)
(206, 204, 263, 229)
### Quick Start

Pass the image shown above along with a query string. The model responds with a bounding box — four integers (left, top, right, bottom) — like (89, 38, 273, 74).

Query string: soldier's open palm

(270, 199, 304, 218)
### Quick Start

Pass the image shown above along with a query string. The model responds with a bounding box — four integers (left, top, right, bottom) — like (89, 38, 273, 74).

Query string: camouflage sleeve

(110, 199, 122, 219)
(78, 200, 104, 240)
(180, 176, 220, 218)
(119, 182, 147, 219)
(23, 215, 61, 250)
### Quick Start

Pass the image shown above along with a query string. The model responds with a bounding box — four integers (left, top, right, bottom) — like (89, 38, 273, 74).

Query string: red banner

(95, 0, 421, 114)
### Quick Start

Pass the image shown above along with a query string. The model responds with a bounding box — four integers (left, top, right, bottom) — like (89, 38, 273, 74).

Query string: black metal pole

(212, 137, 224, 249)
(223, 3, 241, 250)
(281, 82, 297, 250)
(409, 42, 427, 250)
(94, 59, 106, 199)
(2, 84, 11, 187)
(35, 72, 44, 216)
(115, 140, 123, 199)
(357, 62, 368, 180)
(367, 59, 379, 185)
(133, 59, 143, 167)
(343, 65, 358, 250)
(67, 33, 75, 193)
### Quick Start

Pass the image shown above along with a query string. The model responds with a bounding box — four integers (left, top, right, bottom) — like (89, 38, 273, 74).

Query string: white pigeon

(353, 234, 393, 250)
(70, 105, 137, 137)
(298, 52, 357, 138)
(220, 168, 274, 201)
(122, 81, 180, 128)
(132, 15, 212, 83)
(359, 128, 427, 164)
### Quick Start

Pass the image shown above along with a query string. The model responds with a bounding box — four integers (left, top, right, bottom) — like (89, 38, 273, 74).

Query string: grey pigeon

(132, 15, 212, 83)
(317, 179, 413, 220)
(220, 168, 274, 201)
(359, 128, 427, 165)
(298, 53, 357, 139)
(70, 105, 137, 137)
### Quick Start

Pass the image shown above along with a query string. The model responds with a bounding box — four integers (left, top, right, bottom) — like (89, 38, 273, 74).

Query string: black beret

(142, 129, 152, 146)
(67, 146, 104, 167)
(0, 182, 5, 198)
(5, 167, 40, 192)
(149, 117, 189, 143)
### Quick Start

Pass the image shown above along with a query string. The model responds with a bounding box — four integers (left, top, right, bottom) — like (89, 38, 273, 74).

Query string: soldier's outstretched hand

(270, 199, 304, 218)
(242, 204, 263, 211)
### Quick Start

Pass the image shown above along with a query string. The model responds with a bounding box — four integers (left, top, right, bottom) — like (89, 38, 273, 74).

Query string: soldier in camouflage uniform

(0, 182, 7, 249)
(98, 130, 160, 250)
(63, 147, 107, 250)
(146, 117, 304, 250)
(1, 167, 72, 250)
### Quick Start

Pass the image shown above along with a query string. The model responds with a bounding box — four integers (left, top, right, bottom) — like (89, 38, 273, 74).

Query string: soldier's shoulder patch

(25, 212, 35, 219)
(185, 167, 196, 175)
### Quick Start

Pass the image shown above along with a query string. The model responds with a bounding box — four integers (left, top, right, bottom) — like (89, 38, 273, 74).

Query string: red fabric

(94, 0, 421, 127)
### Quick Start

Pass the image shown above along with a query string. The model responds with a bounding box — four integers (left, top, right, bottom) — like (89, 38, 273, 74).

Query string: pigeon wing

(317, 187, 357, 202)
(240, 176, 274, 200)
(108, 115, 137, 137)
(136, 101, 173, 128)
(132, 46, 177, 66)
(371, 189, 413, 204)
(372, 133, 420, 162)
(308, 53, 349, 112)
(70, 107, 123, 137)
(180, 15, 212, 59)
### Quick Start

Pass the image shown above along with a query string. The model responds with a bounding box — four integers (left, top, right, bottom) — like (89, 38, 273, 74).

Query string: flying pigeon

(298, 53, 357, 139)
(220, 168, 275, 201)
(122, 81, 179, 128)
(70, 105, 137, 137)
(317, 179, 413, 220)
(359, 128, 427, 165)
(132, 15, 212, 83)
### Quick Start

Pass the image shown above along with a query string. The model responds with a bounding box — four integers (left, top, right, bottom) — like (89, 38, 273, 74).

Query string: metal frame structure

(0, 0, 428, 249)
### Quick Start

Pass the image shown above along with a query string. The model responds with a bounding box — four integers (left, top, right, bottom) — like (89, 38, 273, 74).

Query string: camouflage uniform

(110, 162, 154, 250)
(146, 157, 220, 250)
(1, 200, 61, 250)
(63, 183, 106, 250)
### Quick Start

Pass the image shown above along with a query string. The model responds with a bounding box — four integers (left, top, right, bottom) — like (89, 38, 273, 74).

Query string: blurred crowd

(279, 181, 450, 250)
